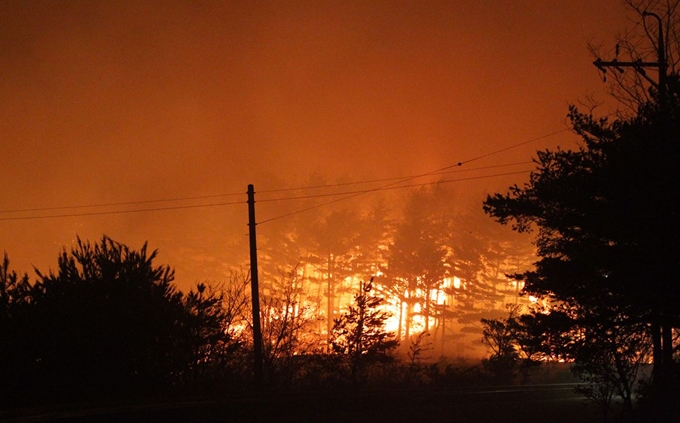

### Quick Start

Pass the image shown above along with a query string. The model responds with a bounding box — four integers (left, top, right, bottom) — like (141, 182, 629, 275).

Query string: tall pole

(643, 12, 674, 374)
(247, 184, 264, 387)
(593, 11, 667, 100)
(594, 10, 670, 385)
(644, 11, 667, 105)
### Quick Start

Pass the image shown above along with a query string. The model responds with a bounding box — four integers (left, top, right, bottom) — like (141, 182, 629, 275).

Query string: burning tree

(306, 207, 365, 349)
(382, 186, 450, 342)
(446, 202, 534, 330)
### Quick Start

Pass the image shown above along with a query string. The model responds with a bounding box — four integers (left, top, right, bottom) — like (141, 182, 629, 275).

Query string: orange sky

(0, 1, 630, 290)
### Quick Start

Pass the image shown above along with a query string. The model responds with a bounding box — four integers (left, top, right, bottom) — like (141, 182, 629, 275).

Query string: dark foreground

(1, 384, 602, 423)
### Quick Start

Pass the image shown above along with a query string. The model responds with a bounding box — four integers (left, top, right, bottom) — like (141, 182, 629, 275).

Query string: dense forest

(0, 184, 536, 396)
(0, 233, 539, 403)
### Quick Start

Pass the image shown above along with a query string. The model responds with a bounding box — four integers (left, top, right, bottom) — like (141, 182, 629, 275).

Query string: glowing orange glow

(0, 1, 629, 360)
(282, 262, 534, 357)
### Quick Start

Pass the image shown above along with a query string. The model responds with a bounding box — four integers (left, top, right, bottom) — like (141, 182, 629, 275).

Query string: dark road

(3, 384, 599, 423)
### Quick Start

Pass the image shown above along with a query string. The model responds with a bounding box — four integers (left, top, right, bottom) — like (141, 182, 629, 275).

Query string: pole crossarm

(593, 58, 661, 88)
(594, 58, 662, 69)
(593, 11, 667, 94)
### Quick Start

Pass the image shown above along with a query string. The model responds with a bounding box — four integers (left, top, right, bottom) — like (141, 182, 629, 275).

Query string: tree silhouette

(383, 186, 450, 341)
(306, 207, 364, 349)
(480, 304, 522, 384)
(446, 202, 534, 330)
(570, 312, 651, 419)
(331, 278, 398, 386)
(13, 236, 230, 401)
(257, 266, 321, 387)
(483, 78, 680, 411)
(0, 254, 34, 404)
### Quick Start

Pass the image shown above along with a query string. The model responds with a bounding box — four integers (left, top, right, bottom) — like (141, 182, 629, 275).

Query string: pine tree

(331, 278, 398, 386)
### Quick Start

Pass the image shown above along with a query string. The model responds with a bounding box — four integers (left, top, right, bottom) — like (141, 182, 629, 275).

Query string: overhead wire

(255, 129, 570, 224)
(0, 200, 245, 221)
(256, 154, 483, 225)
(0, 162, 532, 215)
(256, 160, 533, 195)
(258, 169, 533, 203)
(0, 192, 245, 214)
(255, 169, 533, 225)
(458, 129, 569, 165)
(0, 128, 571, 223)
(0, 163, 529, 222)
(0, 161, 536, 220)
(257, 170, 530, 203)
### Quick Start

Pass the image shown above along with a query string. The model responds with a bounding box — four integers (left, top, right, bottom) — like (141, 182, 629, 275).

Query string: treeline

(0, 236, 549, 408)
(252, 184, 534, 355)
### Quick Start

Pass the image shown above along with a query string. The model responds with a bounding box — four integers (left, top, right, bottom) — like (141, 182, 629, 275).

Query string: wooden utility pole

(593, 12, 667, 102)
(593, 10, 671, 383)
(247, 184, 264, 387)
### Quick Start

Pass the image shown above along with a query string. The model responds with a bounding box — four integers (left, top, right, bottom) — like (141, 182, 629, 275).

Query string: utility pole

(247, 184, 264, 387)
(593, 11, 667, 102)
(593, 10, 671, 384)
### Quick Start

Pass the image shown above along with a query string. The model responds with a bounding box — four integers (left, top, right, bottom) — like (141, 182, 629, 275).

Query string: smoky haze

(1, 1, 626, 290)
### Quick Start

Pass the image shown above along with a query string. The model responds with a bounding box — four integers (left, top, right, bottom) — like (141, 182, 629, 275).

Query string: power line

(460, 129, 570, 165)
(255, 128, 567, 201)
(0, 168, 530, 223)
(258, 169, 533, 203)
(256, 154, 473, 224)
(0, 192, 244, 214)
(0, 161, 534, 218)
(0, 200, 245, 222)
(253, 128, 568, 224)
(0, 162, 531, 216)
(0, 128, 567, 222)
(257, 161, 533, 195)
(256, 170, 532, 225)
(0, 164, 528, 221)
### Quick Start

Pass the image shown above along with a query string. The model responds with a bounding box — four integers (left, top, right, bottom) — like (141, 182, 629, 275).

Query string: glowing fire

(258, 262, 532, 358)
